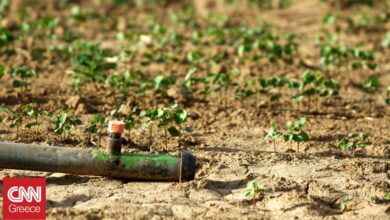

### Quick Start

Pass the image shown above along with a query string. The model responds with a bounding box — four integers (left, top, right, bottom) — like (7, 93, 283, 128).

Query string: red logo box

(2, 178, 46, 219)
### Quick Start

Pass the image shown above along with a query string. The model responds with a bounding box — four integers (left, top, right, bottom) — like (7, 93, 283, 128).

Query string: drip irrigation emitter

(0, 121, 196, 181)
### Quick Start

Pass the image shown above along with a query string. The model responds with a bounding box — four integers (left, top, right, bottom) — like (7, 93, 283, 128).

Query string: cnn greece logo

(3, 178, 46, 219)
(7, 186, 42, 203)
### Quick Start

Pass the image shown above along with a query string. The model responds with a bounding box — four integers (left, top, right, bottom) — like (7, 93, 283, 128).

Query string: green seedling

(258, 76, 287, 104)
(337, 133, 372, 155)
(110, 104, 126, 119)
(140, 109, 159, 145)
(265, 123, 283, 152)
(317, 34, 377, 69)
(381, 32, 390, 48)
(71, 43, 117, 91)
(369, 193, 390, 204)
(198, 73, 214, 101)
(0, 106, 24, 139)
(10, 66, 38, 96)
(187, 50, 203, 64)
(0, 27, 14, 54)
(170, 108, 192, 147)
(386, 86, 390, 105)
(54, 111, 82, 141)
(124, 108, 137, 143)
(23, 104, 49, 140)
(0, 64, 4, 78)
(213, 70, 237, 106)
(363, 75, 380, 111)
(105, 71, 140, 102)
(284, 117, 309, 152)
(292, 71, 322, 109)
(156, 106, 173, 149)
(320, 79, 340, 99)
(340, 195, 353, 212)
(183, 68, 198, 97)
(346, 12, 388, 32)
(153, 75, 176, 97)
(84, 115, 108, 146)
(235, 79, 256, 102)
(21, 16, 58, 40)
(244, 180, 263, 210)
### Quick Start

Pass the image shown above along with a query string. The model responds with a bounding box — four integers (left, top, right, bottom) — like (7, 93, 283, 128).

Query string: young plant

(213, 70, 237, 106)
(317, 34, 377, 70)
(71, 43, 117, 91)
(258, 76, 286, 105)
(182, 68, 198, 98)
(84, 115, 108, 146)
(337, 132, 372, 155)
(235, 79, 256, 102)
(0, 27, 15, 54)
(0, 64, 4, 78)
(153, 75, 176, 97)
(0, 106, 23, 139)
(10, 66, 38, 96)
(284, 117, 309, 152)
(23, 104, 49, 140)
(340, 195, 353, 212)
(386, 86, 390, 105)
(124, 108, 137, 143)
(292, 71, 322, 109)
(170, 108, 192, 147)
(363, 76, 380, 111)
(244, 180, 263, 210)
(53, 111, 82, 141)
(265, 123, 283, 152)
(140, 109, 159, 145)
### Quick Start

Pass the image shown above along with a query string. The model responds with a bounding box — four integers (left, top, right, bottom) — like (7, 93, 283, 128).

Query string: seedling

(71, 43, 117, 91)
(10, 66, 38, 96)
(84, 115, 108, 146)
(284, 117, 309, 152)
(369, 193, 390, 204)
(0, 64, 4, 78)
(0, 27, 14, 54)
(258, 76, 286, 104)
(244, 180, 263, 210)
(105, 71, 139, 102)
(23, 104, 49, 140)
(110, 104, 126, 119)
(363, 76, 380, 111)
(153, 75, 176, 97)
(0, 106, 23, 139)
(54, 111, 82, 141)
(140, 109, 159, 145)
(381, 32, 390, 48)
(340, 195, 353, 212)
(170, 108, 192, 147)
(124, 108, 137, 143)
(337, 133, 372, 155)
(265, 123, 283, 152)
(183, 68, 198, 98)
(235, 79, 256, 102)
(292, 71, 322, 109)
(213, 70, 237, 106)
(386, 86, 390, 105)
(317, 34, 377, 69)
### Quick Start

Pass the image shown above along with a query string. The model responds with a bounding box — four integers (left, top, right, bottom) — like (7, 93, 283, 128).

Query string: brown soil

(0, 0, 389, 219)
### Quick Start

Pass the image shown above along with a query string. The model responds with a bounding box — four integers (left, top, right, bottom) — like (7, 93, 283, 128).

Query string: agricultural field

(0, 0, 389, 219)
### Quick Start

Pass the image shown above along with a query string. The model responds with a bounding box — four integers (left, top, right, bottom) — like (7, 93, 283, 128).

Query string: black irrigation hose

(0, 142, 196, 181)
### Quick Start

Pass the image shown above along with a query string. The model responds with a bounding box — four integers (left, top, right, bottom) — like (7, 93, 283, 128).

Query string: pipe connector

(107, 120, 125, 156)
